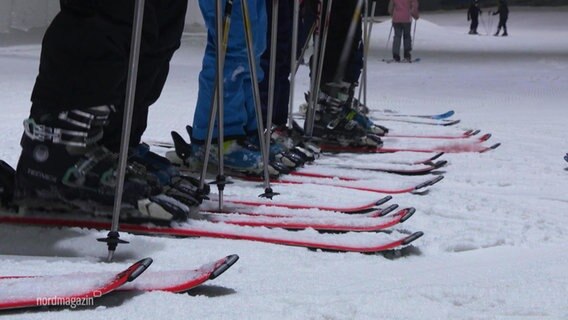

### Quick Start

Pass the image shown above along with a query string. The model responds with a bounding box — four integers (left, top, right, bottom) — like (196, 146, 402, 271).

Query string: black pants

(305, 0, 363, 87)
(30, 0, 188, 151)
(496, 17, 508, 34)
(392, 22, 411, 58)
(259, 0, 294, 127)
(470, 18, 479, 32)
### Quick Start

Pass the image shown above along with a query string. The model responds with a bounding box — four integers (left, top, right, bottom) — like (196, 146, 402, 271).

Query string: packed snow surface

(1, 7, 567, 319)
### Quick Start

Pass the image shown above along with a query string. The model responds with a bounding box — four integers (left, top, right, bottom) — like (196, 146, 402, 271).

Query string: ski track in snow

(1, 7, 568, 319)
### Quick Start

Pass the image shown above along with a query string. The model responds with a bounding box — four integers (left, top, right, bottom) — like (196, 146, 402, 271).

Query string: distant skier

(467, 0, 482, 35)
(492, 0, 509, 36)
(388, 0, 420, 62)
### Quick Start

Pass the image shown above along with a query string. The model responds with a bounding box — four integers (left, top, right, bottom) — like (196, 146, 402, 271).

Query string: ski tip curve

(127, 257, 154, 282)
(402, 231, 424, 246)
(399, 208, 416, 223)
(209, 254, 239, 280)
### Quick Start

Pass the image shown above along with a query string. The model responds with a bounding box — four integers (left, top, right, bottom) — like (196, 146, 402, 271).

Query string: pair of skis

(0, 255, 238, 310)
(0, 193, 423, 255)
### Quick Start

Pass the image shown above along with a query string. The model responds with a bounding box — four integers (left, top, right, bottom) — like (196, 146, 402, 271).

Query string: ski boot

(14, 105, 198, 223)
(319, 82, 389, 136)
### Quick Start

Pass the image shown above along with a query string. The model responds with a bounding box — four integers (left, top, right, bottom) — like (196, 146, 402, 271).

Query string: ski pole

(261, 0, 281, 199)
(333, 0, 364, 84)
(242, 0, 276, 198)
(287, 0, 300, 130)
(303, 0, 323, 137)
(99, 0, 145, 262)
(385, 25, 393, 52)
(412, 18, 417, 49)
(215, 0, 228, 210)
(358, 0, 376, 111)
(198, 0, 233, 212)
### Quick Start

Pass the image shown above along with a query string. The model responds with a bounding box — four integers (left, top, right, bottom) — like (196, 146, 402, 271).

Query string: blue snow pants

(192, 0, 267, 143)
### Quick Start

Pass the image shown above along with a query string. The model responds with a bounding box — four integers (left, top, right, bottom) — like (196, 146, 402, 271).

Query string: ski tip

(379, 204, 400, 217)
(402, 231, 424, 246)
(429, 152, 445, 162)
(480, 143, 502, 153)
(209, 254, 240, 280)
(471, 129, 481, 136)
(433, 160, 449, 169)
(479, 133, 492, 142)
(127, 258, 154, 282)
(399, 208, 416, 223)
(415, 175, 444, 190)
(443, 119, 461, 126)
(433, 110, 455, 119)
(376, 195, 393, 206)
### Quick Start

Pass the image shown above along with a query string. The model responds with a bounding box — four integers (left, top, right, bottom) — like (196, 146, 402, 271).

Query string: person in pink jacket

(388, 0, 419, 62)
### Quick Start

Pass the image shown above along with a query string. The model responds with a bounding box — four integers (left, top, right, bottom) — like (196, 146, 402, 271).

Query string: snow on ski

(323, 151, 446, 166)
(0, 213, 423, 253)
(217, 182, 391, 213)
(201, 207, 416, 232)
(201, 197, 398, 220)
(294, 159, 448, 176)
(120, 255, 239, 293)
(320, 140, 501, 154)
(252, 175, 444, 195)
(0, 258, 151, 310)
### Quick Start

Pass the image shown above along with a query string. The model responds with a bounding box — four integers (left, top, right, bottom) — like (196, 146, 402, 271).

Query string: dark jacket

(468, 4, 482, 21)
(493, 2, 509, 20)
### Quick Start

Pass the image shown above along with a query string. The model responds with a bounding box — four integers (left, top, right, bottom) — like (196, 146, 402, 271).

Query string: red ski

(292, 159, 448, 176)
(0, 213, 423, 253)
(0, 258, 150, 310)
(320, 141, 501, 154)
(202, 207, 415, 232)
(239, 175, 444, 195)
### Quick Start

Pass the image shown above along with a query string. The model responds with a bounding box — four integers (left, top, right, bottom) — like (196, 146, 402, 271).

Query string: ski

(382, 58, 421, 64)
(564, 153, 568, 163)
(0, 258, 151, 310)
(384, 130, 485, 140)
(370, 117, 461, 126)
(120, 255, 239, 293)
(374, 109, 455, 120)
(320, 141, 501, 154)
(0, 213, 423, 253)
(200, 207, 416, 232)
(295, 159, 448, 176)
(241, 175, 445, 195)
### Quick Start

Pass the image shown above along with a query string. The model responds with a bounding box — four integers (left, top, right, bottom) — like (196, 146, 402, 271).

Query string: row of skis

(0, 109, 501, 311)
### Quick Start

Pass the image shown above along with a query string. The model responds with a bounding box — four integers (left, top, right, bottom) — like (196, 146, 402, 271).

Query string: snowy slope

(1, 7, 568, 319)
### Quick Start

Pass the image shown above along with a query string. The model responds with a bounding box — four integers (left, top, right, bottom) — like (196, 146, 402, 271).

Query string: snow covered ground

(1, 6, 568, 319)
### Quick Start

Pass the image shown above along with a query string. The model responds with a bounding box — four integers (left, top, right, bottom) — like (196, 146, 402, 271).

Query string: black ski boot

(14, 105, 198, 223)
(311, 85, 383, 148)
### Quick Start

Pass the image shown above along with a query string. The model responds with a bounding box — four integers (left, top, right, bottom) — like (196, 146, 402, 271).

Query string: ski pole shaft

(304, 0, 323, 137)
(215, 0, 227, 210)
(262, 0, 280, 198)
(386, 24, 393, 52)
(358, 0, 375, 110)
(106, 0, 146, 262)
(412, 18, 417, 48)
(198, 0, 233, 211)
(287, 0, 300, 129)
(242, 0, 272, 194)
(306, 0, 332, 138)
